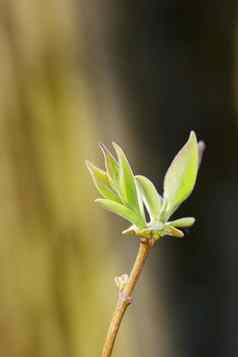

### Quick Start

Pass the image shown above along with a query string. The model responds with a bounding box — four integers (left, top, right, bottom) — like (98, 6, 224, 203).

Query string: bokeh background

(0, 1, 238, 356)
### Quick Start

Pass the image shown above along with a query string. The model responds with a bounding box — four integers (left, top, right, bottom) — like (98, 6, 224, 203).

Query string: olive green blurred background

(0, 2, 169, 357)
(1, 1, 238, 357)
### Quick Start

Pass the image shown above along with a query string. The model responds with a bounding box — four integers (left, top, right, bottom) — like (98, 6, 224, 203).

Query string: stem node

(101, 240, 153, 357)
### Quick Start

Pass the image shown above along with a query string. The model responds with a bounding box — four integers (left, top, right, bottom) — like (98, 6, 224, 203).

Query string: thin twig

(101, 238, 155, 357)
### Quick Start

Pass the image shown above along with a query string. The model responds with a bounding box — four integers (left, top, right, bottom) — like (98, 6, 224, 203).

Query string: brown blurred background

(0, 1, 238, 356)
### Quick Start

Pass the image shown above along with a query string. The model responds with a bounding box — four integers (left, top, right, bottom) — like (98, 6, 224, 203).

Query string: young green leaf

(163, 224, 184, 238)
(136, 175, 162, 222)
(112, 143, 145, 224)
(123, 225, 161, 240)
(95, 199, 145, 228)
(168, 217, 195, 228)
(163, 131, 199, 219)
(86, 161, 120, 202)
(99, 143, 119, 185)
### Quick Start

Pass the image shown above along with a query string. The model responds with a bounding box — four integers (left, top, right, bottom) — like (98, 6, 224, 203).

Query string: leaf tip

(85, 160, 103, 176)
(95, 198, 102, 203)
(98, 142, 107, 154)
(112, 141, 120, 153)
(189, 130, 198, 144)
(85, 160, 93, 172)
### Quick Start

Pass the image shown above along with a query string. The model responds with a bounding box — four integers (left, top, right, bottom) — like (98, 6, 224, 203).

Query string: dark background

(106, 2, 238, 356)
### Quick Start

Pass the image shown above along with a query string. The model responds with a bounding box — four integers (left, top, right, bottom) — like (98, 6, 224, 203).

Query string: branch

(101, 238, 155, 357)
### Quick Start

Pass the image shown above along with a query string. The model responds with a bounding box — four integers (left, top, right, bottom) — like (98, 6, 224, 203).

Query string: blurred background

(0, 1, 238, 356)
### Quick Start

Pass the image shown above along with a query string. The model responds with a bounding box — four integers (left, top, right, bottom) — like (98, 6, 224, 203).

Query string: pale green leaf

(122, 225, 137, 236)
(123, 226, 161, 240)
(163, 224, 184, 238)
(95, 199, 145, 228)
(136, 175, 162, 221)
(99, 143, 119, 185)
(86, 161, 120, 202)
(112, 143, 145, 224)
(163, 131, 199, 219)
(168, 217, 195, 228)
